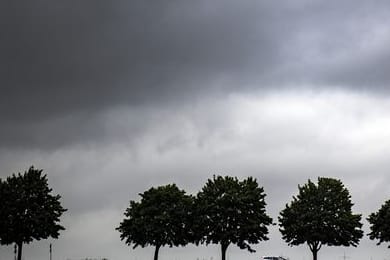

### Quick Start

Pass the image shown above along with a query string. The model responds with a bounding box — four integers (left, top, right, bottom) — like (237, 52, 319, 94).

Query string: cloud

(1, 90, 390, 259)
(1, 1, 390, 126)
(2, 1, 390, 150)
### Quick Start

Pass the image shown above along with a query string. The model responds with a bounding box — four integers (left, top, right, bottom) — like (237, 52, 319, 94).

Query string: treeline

(1, 167, 390, 260)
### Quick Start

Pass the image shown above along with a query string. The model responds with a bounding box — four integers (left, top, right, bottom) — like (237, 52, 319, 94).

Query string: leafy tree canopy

(0, 166, 66, 260)
(279, 177, 363, 260)
(195, 175, 272, 260)
(117, 184, 194, 260)
(368, 199, 390, 247)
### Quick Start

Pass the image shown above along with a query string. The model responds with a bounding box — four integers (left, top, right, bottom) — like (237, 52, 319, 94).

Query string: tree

(0, 166, 67, 260)
(279, 177, 363, 260)
(195, 175, 272, 260)
(117, 184, 194, 260)
(368, 199, 390, 247)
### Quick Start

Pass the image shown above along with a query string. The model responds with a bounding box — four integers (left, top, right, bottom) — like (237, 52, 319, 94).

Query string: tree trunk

(308, 241, 321, 260)
(311, 248, 318, 260)
(17, 242, 22, 260)
(154, 245, 160, 260)
(221, 242, 229, 260)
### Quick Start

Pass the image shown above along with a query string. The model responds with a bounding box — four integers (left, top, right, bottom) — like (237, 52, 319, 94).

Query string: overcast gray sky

(1, 1, 390, 260)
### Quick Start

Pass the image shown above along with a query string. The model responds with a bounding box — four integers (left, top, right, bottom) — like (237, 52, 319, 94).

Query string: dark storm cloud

(0, 0, 279, 148)
(1, 1, 390, 148)
(1, 1, 275, 120)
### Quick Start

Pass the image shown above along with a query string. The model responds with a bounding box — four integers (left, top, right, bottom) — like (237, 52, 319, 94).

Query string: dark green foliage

(368, 200, 390, 247)
(0, 166, 67, 260)
(117, 184, 194, 260)
(195, 175, 272, 260)
(279, 177, 363, 260)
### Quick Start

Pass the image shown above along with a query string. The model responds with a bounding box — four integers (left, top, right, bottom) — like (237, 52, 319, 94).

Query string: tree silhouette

(279, 177, 363, 260)
(0, 166, 67, 260)
(117, 184, 194, 260)
(195, 175, 272, 260)
(368, 199, 390, 247)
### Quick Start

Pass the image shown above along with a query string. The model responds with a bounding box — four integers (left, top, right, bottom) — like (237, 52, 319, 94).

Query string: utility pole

(341, 251, 350, 260)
